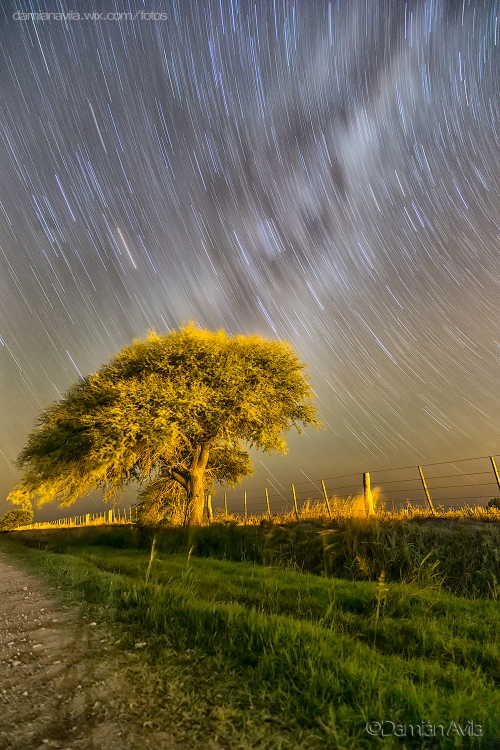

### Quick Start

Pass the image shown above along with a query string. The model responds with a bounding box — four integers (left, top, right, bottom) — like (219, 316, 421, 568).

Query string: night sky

(1, 0, 500, 517)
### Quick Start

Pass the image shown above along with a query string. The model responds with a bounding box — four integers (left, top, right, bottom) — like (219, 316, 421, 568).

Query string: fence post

(321, 480, 332, 519)
(265, 487, 271, 519)
(243, 491, 247, 522)
(224, 493, 228, 517)
(491, 456, 500, 492)
(207, 494, 213, 523)
(418, 466, 436, 514)
(291, 484, 300, 522)
(108, 509, 113, 524)
(363, 472, 374, 516)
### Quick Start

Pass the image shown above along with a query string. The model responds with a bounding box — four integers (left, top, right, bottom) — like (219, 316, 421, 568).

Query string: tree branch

(197, 441, 212, 471)
(168, 468, 189, 488)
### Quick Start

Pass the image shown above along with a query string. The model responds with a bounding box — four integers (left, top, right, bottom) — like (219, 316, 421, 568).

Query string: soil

(0, 547, 182, 750)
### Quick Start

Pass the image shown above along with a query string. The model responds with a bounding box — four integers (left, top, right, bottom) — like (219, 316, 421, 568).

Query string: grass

(2, 532, 500, 748)
(12, 509, 500, 599)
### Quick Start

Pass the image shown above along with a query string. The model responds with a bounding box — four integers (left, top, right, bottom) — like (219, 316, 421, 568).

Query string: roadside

(0, 537, 323, 750)
(0, 542, 183, 750)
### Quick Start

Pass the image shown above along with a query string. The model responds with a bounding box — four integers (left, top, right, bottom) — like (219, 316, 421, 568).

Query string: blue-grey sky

(1, 0, 500, 517)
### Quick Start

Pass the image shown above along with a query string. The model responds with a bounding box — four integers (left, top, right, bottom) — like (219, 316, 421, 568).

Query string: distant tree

(0, 508, 33, 531)
(8, 325, 318, 525)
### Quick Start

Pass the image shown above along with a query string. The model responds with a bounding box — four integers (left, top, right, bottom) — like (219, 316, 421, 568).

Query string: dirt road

(0, 546, 181, 750)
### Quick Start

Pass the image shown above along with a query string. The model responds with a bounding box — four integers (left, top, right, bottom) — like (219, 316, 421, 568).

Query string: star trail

(1, 0, 500, 516)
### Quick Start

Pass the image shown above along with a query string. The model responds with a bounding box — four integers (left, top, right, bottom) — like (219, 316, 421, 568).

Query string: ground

(0, 547, 183, 750)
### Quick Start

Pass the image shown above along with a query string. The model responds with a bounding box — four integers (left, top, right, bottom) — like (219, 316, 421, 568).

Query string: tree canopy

(8, 325, 319, 525)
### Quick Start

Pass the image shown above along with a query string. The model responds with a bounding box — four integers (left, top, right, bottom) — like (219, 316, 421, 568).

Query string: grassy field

(12, 511, 500, 598)
(2, 526, 500, 749)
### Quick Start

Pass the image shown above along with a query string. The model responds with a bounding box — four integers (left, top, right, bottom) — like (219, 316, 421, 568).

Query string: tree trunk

(184, 442, 211, 525)
(186, 469, 206, 525)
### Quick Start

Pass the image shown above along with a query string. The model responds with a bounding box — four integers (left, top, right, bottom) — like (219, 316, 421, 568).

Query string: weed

(145, 532, 157, 584)
(180, 544, 196, 593)
(402, 550, 443, 591)
(488, 573, 500, 602)
(372, 570, 388, 647)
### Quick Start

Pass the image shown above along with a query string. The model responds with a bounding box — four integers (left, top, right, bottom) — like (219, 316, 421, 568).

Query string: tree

(8, 325, 318, 525)
(0, 508, 34, 532)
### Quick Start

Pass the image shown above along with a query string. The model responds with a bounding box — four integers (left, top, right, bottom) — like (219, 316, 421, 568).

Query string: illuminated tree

(8, 325, 318, 525)
(0, 508, 33, 531)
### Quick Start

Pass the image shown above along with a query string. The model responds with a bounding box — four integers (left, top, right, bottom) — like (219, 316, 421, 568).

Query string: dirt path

(0, 547, 181, 750)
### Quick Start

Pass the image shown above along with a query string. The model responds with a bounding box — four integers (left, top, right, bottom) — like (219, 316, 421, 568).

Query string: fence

(14, 453, 500, 529)
(207, 454, 500, 520)
(19, 506, 139, 530)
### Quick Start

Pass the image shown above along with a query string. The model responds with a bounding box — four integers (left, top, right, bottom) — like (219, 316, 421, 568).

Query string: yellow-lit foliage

(8, 324, 318, 525)
(212, 496, 500, 525)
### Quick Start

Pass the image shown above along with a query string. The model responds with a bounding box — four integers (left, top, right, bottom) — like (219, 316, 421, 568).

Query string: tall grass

(210, 495, 500, 525)
(10, 505, 500, 599)
(2, 537, 498, 748)
(34, 543, 500, 678)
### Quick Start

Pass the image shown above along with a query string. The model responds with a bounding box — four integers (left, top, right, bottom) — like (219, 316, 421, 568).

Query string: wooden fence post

(265, 487, 271, 519)
(243, 491, 247, 522)
(321, 480, 332, 519)
(491, 456, 500, 492)
(224, 492, 228, 517)
(207, 494, 213, 523)
(291, 484, 300, 522)
(363, 472, 375, 516)
(108, 509, 113, 524)
(418, 466, 436, 514)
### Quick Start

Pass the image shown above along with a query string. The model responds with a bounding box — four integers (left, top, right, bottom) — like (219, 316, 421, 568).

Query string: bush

(488, 497, 500, 510)
(0, 508, 34, 531)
